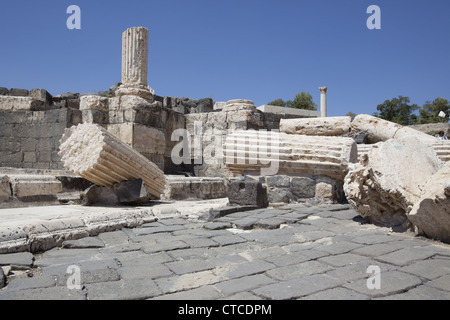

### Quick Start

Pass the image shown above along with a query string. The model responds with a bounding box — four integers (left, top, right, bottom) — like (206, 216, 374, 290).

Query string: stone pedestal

(115, 27, 153, 100)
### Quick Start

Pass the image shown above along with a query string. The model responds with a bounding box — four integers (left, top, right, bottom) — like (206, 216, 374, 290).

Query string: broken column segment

(115, 27, 153, 100)
(351, 114, 439, 144)
(279, 116, 352, 136)
(223, 130, 357, 181)
(58, 123, 166, 200)
(344, 136, 443, 229)
(407, 165, 450, 243)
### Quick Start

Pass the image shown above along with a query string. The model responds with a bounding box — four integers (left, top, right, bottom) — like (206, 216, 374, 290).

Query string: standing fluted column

(116, 27, 153, 100)
(319, 87, 327, 118)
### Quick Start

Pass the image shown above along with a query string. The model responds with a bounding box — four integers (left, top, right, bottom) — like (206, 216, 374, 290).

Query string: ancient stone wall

(0, 90, 82, 170)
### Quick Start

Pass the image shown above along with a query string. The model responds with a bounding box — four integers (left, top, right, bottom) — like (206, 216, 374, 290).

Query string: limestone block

(280, 117, 352, 136)
(214, 102, 226, 111)
(407, 165, 450, 243)
(315, 182, 335, 201)
(222, 99, 256, 112)
(133, 125, 166, 155)
(8, 175, 63, 198)
(226, 110, 264, 129)
(0, 175, 11, 202)
(224, 130, 357, 180)
(59, 123, 166, 199)
(107, 123, 166, 156)
(344, 136, 443, 228)
(115, 95, 154, 110)
(351, 114, 439, 144)
(0, 96, 37, 111)
(29, 89, 52, 105)
(358, 141, 450, 163)
(80, 95, 109, 112)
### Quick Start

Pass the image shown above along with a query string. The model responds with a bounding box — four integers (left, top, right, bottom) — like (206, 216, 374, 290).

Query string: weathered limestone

(257, 105, 321, 118)
(222, 99, 257, 112)
(433, 141, 450, 162)
(58, 123, 166, 199)
(358, 141, 450, 163)
(224, 130, 357, 181)
(351, 114, 439, 144)
(0, 176, 11, 202)
(280, 116, 351, 136)
(319, 87, 327, 118)
(0, 96, 37, 111)
(115, 27, 153, 100)
(407, 165, 450, 243)
(344, 136, 443, 228)
(7, 175, 62, 199)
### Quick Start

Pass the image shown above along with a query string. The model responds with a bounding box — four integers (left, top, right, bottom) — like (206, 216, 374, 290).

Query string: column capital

(319, 87, 328, 93)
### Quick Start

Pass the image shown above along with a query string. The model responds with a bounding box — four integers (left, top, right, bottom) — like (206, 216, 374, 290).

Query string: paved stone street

(0, 203, 449, 300)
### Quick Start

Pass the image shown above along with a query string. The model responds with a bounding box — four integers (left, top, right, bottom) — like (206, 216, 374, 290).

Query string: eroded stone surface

(344, 136, 443, 228)
(59, 123, 166, 199)
(408, 165, 450, 243)
(280, 117, 351, 136)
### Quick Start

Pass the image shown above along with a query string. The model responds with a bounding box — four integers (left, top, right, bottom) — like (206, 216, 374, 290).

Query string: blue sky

(0, 0, 449, 116)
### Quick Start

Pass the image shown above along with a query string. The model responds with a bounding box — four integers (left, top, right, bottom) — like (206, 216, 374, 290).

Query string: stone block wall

(184, 102, 266, 178)
(80, 95, 186, 174)
(0, 108, 82, 169)
(258, 174, 345, 204)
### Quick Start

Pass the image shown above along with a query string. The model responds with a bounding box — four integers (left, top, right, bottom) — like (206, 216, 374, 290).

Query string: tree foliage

(374, 96, 449, 125)
(419, 97, 450, 124)
(373, 96, 419, 126)
(268, 92, 317, 111)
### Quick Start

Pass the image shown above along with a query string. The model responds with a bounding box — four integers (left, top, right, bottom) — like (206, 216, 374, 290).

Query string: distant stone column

(116, 27, 153, 100)
(319, 87, 327, 118)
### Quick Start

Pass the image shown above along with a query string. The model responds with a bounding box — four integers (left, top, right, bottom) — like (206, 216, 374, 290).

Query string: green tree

(267, 98, 286, 107)
(290, 92, 318, 110)
(268, 92, 317, 111)
(346, 112, 356, 120)
(419, 97, 449, 123)
(373, 96, 419, 126)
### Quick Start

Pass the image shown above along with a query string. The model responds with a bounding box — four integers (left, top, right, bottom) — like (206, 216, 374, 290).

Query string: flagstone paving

(0, 203, 449, 300)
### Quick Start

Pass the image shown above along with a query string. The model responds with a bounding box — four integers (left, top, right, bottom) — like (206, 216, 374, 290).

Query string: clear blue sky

(0, 0, 449, 116)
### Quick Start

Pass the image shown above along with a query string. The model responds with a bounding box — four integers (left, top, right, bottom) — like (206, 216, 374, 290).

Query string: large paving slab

(0, 201, 449, 300)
